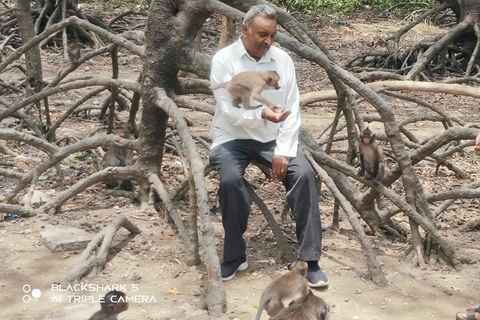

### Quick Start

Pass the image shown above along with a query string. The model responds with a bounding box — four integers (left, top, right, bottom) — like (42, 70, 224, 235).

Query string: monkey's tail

(254, 300, 267, 320)
(209, 82, 227, 90)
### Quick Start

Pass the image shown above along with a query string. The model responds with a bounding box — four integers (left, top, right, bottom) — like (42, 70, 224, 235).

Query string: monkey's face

(266, 72, 281, 90)
(113, 300, 129, 313)
(362, 133, 375, 144)
(241, 17, 277, 60)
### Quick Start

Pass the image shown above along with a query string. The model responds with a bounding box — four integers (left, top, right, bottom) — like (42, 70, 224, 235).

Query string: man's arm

(273, 55, 301, 158)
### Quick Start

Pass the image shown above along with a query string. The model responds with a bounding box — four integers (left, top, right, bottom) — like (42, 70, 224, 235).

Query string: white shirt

(210, 38, 301, 157)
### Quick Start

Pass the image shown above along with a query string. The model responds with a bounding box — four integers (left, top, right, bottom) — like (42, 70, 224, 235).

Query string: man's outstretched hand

(262, 108, 291, 123)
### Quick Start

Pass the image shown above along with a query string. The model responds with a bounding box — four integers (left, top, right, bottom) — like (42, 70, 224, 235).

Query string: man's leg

(255, 145, 327, 287)
(209, 141, 252, 279)
(284, 149, 322, 261)
(285, 150, 328, 287)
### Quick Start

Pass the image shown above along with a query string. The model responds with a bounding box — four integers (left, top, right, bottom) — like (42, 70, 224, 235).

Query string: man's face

(241, 16, 277, 60)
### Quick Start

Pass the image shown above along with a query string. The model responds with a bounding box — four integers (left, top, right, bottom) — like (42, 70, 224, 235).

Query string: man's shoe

(221, 256, 248, 281)
(307, 265, 329, 288)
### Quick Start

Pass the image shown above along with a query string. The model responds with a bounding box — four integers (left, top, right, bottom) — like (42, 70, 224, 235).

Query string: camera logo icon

(23, 284, 41, 303)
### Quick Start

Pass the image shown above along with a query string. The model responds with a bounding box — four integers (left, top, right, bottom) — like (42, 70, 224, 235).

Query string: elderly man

(209, 4, 328, 288)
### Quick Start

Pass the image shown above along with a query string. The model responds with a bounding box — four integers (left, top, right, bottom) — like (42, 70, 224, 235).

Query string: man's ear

(241, 24, 249, 36)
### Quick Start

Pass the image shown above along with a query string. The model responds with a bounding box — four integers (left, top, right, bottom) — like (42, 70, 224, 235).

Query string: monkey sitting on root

(101, 122, 135, 191)
(358, 127, 384, 184)
(88, 290, 129, 320)
(269, 290, 330, 320)
(255, 259, 309, 320)
(210, 70, 282, 110)
(67, 41, 82, 63)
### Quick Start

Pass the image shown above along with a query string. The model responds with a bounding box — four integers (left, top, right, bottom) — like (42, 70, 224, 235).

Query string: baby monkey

(88, 290, 129, 320)
(210, 70, 281, 110)
(255, 259, 309, 320)
(358, 127, 384, 183)
(269, 290, 330, 320)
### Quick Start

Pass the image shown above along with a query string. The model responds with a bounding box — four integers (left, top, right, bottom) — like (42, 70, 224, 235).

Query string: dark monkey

(358, 127, 384, 183)
(210, 70, 281, 110)
(269, 290, 330, 320)
(68, 42, 81, 63)
(88, 290, 129, 320)
(255, 259, 309, 320)
(102, 122, 134, 190)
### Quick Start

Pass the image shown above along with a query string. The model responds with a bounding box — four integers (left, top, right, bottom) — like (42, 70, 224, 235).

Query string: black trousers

(209, 139, 323, 263)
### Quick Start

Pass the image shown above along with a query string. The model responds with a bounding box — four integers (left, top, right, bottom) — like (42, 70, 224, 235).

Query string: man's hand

(262, 108, 291, 123)
(272, 155, 290, 181)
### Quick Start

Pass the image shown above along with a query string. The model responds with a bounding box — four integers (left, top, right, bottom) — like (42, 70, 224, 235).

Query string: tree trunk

(441, 0, 480, 21)
(15, 0, 45, 127)
(142, 0, 226, 315)
(140, 1, 174, 178)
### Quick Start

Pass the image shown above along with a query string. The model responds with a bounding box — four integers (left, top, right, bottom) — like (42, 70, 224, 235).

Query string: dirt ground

(1, 6, 480, 320)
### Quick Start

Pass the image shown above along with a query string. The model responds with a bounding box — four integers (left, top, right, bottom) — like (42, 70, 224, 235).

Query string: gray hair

(243, 4, 277, 26)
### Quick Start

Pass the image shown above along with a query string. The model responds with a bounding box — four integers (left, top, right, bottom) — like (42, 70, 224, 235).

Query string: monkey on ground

(210, 70, 281, 110)
(102, 122, 134, 190)
(88, 290, 129, 320)
(358, 127, 384, 183)
(67, 42, 81, 63)
(255, 259, 309, 320)
(268, 290, 330, 320)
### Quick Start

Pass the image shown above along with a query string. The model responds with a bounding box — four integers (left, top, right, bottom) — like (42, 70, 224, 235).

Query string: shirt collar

(234, 37, 274, 63)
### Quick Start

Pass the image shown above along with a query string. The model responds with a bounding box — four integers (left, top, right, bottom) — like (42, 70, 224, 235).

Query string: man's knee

(219, 169, 244, 191)
(290, 162, 316, 182)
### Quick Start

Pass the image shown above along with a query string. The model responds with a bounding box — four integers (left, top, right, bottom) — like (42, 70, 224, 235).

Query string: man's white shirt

(210, 38, 301, 157)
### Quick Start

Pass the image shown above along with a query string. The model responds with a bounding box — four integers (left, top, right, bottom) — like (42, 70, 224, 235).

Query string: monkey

(210, 70, 281, 110)
(67, 42, 81, 63)
(88, 290, 129, 320)
(255, 259, 309, 320)
(358, 127, 384, 183)
(102, 122, 135, 190)
(269, 290, 330, 320)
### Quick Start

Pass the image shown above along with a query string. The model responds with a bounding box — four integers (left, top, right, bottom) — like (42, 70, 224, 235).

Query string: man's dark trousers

(209, 139, 323, 263)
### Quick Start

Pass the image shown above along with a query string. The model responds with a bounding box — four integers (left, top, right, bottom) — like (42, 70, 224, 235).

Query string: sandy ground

(0, 205, 479, 320)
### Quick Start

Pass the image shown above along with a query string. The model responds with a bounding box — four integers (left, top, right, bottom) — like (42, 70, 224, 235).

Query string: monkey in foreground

(68, 42, 81, 63)
(358, 127, 384, 183)
(255, 259, 309, 320)
(102, 122, 134, 190)
(88, 290, 129, 320)
(210, 70, 281, 110)
(269, 290, 330, 320)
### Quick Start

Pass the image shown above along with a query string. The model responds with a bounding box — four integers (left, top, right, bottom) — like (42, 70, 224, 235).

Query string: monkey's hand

(357, 169, 365, 177)
(261, 108, 291, 123)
